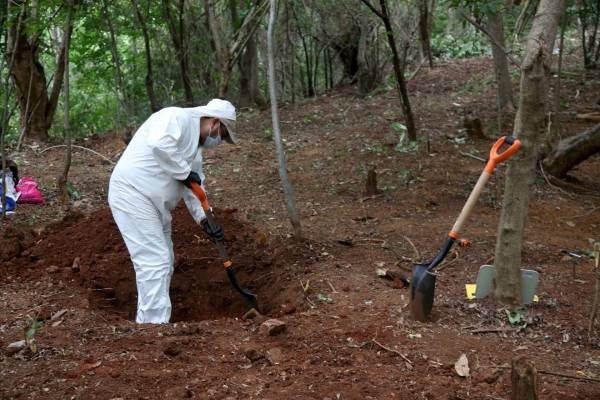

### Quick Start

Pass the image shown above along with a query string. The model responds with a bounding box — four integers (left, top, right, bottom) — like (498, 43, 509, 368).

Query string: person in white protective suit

(108, 99, 237, 324)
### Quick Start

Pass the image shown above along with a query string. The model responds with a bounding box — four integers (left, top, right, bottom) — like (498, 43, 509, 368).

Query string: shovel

(409, 136, 521, 321)
(189, 182, 258, 310)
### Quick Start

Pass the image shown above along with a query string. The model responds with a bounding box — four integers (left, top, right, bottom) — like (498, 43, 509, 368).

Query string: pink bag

(16, 176, 44, 204)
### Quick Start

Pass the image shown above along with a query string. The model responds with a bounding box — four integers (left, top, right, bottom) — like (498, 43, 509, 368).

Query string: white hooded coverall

(108, 101, 235, 324)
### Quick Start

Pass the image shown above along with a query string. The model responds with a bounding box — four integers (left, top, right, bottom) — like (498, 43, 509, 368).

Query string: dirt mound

(2, 205, 316, 321)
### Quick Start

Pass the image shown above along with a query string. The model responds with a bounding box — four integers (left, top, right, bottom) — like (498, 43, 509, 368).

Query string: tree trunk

(8, 6, 50, 142)
(7, 0, 74, 142)
(511, 356, 539, 400)
(331, 35, 359, 84)
(131, 0, 160, 112)
(543, 123, 600, 177)
(360, 0, 417, 140)
(267, 0, 302, 238)
(418, 0, 433, 68)
(57, 0, 74, 203)
(239, 33, 266, 108)
(163, 0, 194, 103)
(102, 0, 130, 125)
(235, 0, 266, 108)
(488, 11, 514, 114)
(356, 20, 379, 95)
(493, 0, 564, 304)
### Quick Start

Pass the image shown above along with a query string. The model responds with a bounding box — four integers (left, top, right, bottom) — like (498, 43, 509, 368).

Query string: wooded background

(2, 0, 598, 143)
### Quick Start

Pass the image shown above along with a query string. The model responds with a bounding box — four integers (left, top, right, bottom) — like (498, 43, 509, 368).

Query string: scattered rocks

(454, 353, 470, 377)
(47, 265, 60, 273)
(259, 319, 287, 336)
(243, 347, 264, 362)
(242, 308, 261, 320)
(163, 343, 182, 357)
(479, 368, 502, 384)
(5, 340, 26, 355)
(51, 309, 68, 321)
(280, 303, 296, 315)
(266, 347, 284, 365)
(71, 257, 81, 272)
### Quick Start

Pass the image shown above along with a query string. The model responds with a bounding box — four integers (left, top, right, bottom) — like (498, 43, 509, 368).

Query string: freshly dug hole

(8, 205, 314, 322)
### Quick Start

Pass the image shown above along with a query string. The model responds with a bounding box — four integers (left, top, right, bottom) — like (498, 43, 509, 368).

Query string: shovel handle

(449, 136, 521, 239)
(189, 181, 211, 212)
(189, 182, 232, 268)
(484, 136, 521, 174)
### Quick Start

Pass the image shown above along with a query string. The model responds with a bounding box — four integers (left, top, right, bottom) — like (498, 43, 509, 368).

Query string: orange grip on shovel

(189, 182, 211, 212)
(484, 136, 522, 174)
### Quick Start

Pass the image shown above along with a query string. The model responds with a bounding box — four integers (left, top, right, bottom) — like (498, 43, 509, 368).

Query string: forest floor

(1, 57, 600, 399)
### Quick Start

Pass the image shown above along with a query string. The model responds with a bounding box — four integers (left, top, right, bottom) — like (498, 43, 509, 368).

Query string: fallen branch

(459, 151, 486, 163)
(402, 235, 420, 260)
(486, 364, 600, 383)
(370, 338, 412, 365)
(469, 327, 518, 334)
(39, 145, 115, 165)
(326, 279, 338, 293)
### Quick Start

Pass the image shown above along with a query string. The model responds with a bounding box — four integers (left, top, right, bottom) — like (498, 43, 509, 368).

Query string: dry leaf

(454, 353, 470, 377)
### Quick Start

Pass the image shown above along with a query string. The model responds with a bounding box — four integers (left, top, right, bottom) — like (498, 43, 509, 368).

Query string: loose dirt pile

(2, 205, 317, 321)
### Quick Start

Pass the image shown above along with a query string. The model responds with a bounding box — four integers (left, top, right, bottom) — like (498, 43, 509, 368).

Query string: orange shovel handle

(484, 136, 521, 174)
(190, 182, 211, 212)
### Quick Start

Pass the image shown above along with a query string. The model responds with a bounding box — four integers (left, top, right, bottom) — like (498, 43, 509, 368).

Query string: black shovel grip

(426, 236, 456, 272)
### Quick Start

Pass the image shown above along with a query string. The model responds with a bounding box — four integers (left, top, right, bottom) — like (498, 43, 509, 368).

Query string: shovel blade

(226, 268, 258, 310)
(409, 263, 437, 321)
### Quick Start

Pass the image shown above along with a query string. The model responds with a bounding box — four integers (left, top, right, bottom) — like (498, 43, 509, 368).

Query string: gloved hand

(179, 171, 202, 188)
(201, 218, 225, 241)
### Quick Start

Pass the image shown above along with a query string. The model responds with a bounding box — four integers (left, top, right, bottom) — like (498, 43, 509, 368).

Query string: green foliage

(506, 308, 525, 325)
(25, 317, 42, 340)
(431, 33, 489, 59)
(263, 127, 273, 141)
(67, 181, 81, 200)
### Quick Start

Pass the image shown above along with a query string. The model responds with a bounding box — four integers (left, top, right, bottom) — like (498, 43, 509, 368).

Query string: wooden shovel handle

(449, 136, 521, 239)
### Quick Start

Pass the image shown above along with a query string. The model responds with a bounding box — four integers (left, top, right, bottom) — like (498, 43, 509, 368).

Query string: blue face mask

(203, 134, 222, 149)
(201, 121, 223, 149)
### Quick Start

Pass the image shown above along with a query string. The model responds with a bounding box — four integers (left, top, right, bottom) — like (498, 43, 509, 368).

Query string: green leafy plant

(24, 316, 42, 353)
(392, 122, 420, 153)
(67, 181, 81, 200)
(506, 307, 525, 326)
(431, 33, 489, 59)
(263, 128, 273, 141)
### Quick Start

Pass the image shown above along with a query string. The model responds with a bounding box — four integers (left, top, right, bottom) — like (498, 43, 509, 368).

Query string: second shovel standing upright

(409, 136, 521, 322)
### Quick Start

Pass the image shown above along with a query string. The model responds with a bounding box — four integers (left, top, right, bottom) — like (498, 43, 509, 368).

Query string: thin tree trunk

(131, 0, 160, 112)
(579, 0, 591, 68)
(287, 2, 296, 104)
(586, 0, 600, 65)
(588, 242, 600, 343)
(360, 0, 417, 140)
(163, 0, 193, 103)
(102, 0, 129, 125)
(57, 0, 74, 203)
(548, 14, 567, 149)
(493, 0, 565, 304)
(2, 2, 24, 217)
(236, 0, 265, 108)
(418, 0, 433, 68)
(488, 12, 514, 114)
(267, 0, 301, 238)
